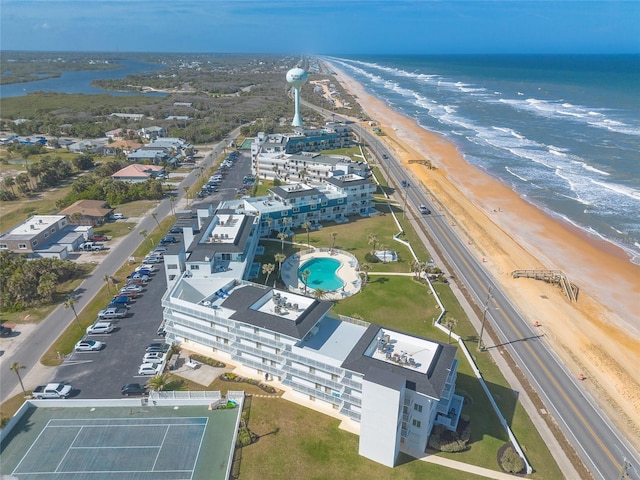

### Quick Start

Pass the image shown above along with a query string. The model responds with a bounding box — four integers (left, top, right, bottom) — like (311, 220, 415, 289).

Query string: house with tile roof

(111, 164, 165, 183)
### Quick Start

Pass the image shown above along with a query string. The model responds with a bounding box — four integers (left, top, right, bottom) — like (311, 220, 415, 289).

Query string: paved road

(0, 131, 242, 402)
(350, 117, 640, 480)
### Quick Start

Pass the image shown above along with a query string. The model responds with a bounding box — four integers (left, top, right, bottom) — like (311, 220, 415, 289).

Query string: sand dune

(325, 61, 640, 449)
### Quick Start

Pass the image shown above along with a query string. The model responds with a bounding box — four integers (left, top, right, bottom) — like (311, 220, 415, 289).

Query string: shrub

(499, 444, 525, 474)
(364, 252, 380, 263)
(427, 423, 470, 453)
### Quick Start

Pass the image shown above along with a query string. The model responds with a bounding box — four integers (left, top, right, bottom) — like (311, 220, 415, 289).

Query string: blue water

(0, 59, 166, 98)
(326, 55, 640, 262)
(299, 257, 344, 291)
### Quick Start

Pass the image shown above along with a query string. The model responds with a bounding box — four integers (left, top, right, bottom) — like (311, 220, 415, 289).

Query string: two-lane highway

(366, 123, 640, 479)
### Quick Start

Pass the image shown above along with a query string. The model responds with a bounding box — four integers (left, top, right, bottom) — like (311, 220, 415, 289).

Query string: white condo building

(159, 183, 463, 467)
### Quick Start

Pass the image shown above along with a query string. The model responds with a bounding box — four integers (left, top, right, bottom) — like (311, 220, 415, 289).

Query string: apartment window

(18, 244, 27, 249)
(321, 201, 327, 206)
(310, 204, 317, 210)
(167, 264, 178, 270)
(309, 366, 316, 374)
(32, 240, 38, 246)
(0, 244, 7, 249)
(331, 374, 338, 381)
(254, 327, 259, 334)
(412, 419, 421, 428)
(414, 404, 423, 413)
(52, 226, 58, 232)
(223, 338, 228, 345)
(274, 333, 280, 342)
(44, 232, 49, 239)
(256, 342, 262, 350)
(293, 207, 300, 213)
(190, 265, 199, 270)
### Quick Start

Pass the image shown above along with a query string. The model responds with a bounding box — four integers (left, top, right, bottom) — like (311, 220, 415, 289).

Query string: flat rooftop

(366, 328, 439, 374)
(297, 316, 367, 365)
(251, 289, 315, 322)
(2, 215, 65, 237)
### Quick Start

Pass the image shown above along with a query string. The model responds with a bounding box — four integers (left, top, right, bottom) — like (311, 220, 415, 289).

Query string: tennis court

(1, 404, 240, 480)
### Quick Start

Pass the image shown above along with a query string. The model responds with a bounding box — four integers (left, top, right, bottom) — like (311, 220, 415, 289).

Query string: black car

(168, 227, 182, 234)
(121, 383, 147, 396)
(160, 236, 178, 244)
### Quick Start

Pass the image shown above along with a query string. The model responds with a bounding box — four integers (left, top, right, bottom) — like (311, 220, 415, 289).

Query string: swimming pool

(298, 257, 344, 291)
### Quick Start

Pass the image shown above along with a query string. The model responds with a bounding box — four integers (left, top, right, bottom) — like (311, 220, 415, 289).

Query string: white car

(75, 340, 104, 351)
(143, 256, 162, 264)
(136, 264, 156, 272)
(138, 363, 163, 376)
(120, 284, 142, 293)
(142, 352, 166, 364)
(86, 322, 114, 335)
(419, 205, 431, 215)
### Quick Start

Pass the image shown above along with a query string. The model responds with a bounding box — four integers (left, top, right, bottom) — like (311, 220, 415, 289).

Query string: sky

(1, 1, 638, 55)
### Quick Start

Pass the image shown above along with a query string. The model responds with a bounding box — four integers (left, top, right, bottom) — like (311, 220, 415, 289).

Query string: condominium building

(160, 184, 463, 467)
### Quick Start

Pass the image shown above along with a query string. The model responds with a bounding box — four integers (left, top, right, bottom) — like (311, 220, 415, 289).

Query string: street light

(478, 287, 493, 351)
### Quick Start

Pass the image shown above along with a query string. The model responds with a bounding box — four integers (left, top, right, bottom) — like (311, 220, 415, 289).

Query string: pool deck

(280, 248, 361, 300)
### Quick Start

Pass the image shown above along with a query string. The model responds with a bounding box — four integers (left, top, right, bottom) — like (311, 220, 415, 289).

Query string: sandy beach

(324, 61, 640, 449)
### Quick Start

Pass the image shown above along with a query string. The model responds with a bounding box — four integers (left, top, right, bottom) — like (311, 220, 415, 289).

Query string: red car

(89, 235, 109, 242)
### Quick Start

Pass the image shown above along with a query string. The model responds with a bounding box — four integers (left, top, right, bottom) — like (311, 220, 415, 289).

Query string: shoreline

(323, 60, 640, 448)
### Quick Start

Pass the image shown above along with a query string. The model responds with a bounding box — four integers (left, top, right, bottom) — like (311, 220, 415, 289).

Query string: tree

(277, 232, 288, 253)
(3, 176, 16, 196)
(262, 263, 275, 285)
(265, 216, 273, 236)
(69, 212, 83, 225)
(151, 212, 161, 230)
(282, 216, 292, 233)
(274, 253, 286, 272)
(313, 288, 328, 300)
(103, 273, 111, 294)
(139, 229, 152, 248)
(411, 259, 424, 279)
(10, 362, 27, 396)
(360, 263, 370, 285)
(148, 373, 171, 392)
(63, 296, 82, 330)
(300, 268, 311, 295)
(368, 233, 378, 254)
(182, 186, 190, 207)
(302, 221, 311, 247)
(330, 231, 338, 250)
(37, 272, 57, 303)
(444, 317, 458, 344)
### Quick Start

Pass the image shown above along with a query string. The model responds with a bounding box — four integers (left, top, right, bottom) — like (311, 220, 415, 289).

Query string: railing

(340, 375, 363, 389)
(339, 391, 362, 407)
(283, 351, 345, 376)
(283, 365, 344, 392)
(281, 378, 342, 406)
(234, 329, 284, 349)
(237, 344, 281, 362)
(334, 314, 370, 328)
(512, 269, 579, 302)
(339, 406, 361, 422)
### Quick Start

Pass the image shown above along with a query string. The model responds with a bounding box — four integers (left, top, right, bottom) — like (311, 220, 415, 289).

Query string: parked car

(168, 227, 182, 234)
(134, 269, 152, 277)
(143, 255, 162, 263)
(146, 342, 170, 353)
(111, 296, 130, 305)
(124, 278, 145, 286)
(98, 307, 127, 319)
(419, 205, 431, 215)
(1, 324, 14, 337)
(136, 264, 156, 272)
(88, 235, 109, 242)
(153, 246, 168, 252)
(86, 322, 114, 335)
(138, 363, 163, 376)
(142, 352, 166, 364)
(116, 290, 138, 299)
(120, 284, 142, 293)
(160, 236, 178, 244)
(157, 325, 167, 337)
(32, 383, 72, 399)
(112, 213, 125, 220)
(121, 383, 147, 396)
(75, 340, 104, 351)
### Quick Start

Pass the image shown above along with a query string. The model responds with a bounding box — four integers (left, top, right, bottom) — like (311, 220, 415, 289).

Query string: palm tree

(182, 186, 190, 207)
(330, 231, 338, 250)
(274, 253, 286, 272)
(139, 229, 152, 248)
(360, 263, 370, 285)
(277, 232, 288, 253)
(262, 263, 275, 285)
(10, 362, 27, 395)
(313, 288, 328, 300)
(410, 259, 424, 279)
(169, 195, 176, 215)
(151, 212, 161, 230)
(282, 216, 292, 233)
(300, 269, 311, 295)
(37, 272, 57, 303)
(3, 176, 16, 196)
(367, 233, 378, 254)
(444, 317, 458, 344)
(301, 221, 311, 247)
(103, 273, 111, 294)
(148, 373, 171, 392)
(63, 296, 82, 330)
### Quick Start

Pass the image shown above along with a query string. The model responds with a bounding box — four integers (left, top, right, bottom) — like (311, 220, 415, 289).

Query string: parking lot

(53, 151, 253, 398)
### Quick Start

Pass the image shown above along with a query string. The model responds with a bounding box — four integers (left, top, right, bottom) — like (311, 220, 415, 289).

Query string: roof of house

(59, 200, 113, 218)
(112, 164, 164, 178)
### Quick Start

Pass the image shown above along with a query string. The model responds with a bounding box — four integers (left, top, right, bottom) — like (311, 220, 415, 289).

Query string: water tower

(286, 67, 308, 127)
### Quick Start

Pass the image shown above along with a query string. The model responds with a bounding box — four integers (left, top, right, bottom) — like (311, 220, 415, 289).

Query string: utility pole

(401, 180, 410, 220)
(478, 287, 492, 351)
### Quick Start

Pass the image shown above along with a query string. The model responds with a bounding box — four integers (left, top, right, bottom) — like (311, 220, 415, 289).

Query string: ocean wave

(504, 166, 529, 182)
(590, 179, 640, 201)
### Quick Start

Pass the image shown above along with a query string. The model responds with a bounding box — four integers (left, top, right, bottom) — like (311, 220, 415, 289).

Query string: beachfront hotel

(159, 183, 463, 467)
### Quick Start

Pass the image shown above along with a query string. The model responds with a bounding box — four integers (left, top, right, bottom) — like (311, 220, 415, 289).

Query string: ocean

(326, 55, 640, 263)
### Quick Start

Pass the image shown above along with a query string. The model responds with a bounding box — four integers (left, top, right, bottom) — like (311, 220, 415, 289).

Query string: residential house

(59, 200, 113, 226)
(111, 164, 165, 183)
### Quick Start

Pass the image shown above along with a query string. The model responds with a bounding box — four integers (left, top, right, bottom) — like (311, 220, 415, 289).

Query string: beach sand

(325, 62, 640, 450)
